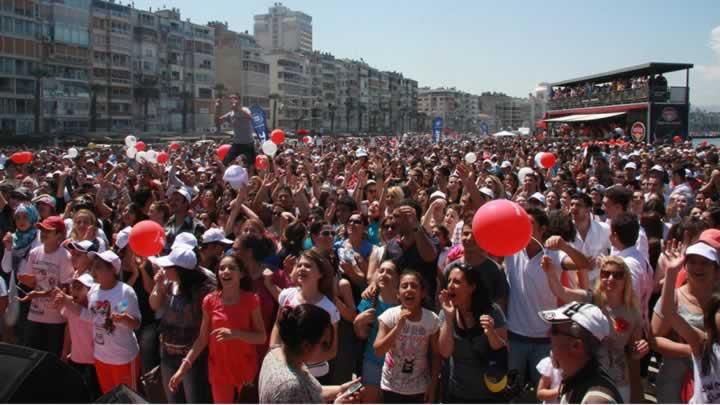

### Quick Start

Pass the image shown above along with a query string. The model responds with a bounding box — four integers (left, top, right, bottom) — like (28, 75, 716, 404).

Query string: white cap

(73, 273, 95, 288)
(201, 228, 233, 245)
(88, 250, 122, 274)
(115, 226, 131, 249)
(650, 165, 664, 173)
(479, 187, 495, 200)
(685, 242, 719, 263)
(356, 148, 368, 158)
(539, 302, 611, 342)
(64, 239, 98, 254)
(223, 165, 248, 190)
(529, 192, 546, 205)
(172, 232, 198, 250)
(173, 187, 192, 204)
(150, 247, 198, 270)
(624, 162, 637, 171)
(501, 161, 512, 169)
(429, 191, 447, 201)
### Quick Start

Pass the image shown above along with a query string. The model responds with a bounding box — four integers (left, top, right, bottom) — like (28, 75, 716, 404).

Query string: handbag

(4, 270, 20, 327)
(140, 365, 167, 404)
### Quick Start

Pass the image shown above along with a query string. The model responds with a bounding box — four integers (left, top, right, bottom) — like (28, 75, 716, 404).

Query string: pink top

(61, 307, 94, 364)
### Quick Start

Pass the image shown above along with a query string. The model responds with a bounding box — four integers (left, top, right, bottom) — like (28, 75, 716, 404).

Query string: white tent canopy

(544, 112, 626, 123)
(517, 127, 530, 136)
(493, 130, 517, 137)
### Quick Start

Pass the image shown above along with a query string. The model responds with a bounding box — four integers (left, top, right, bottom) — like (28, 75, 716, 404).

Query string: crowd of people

(0, 97, 719, 404)
(550, 75, 654, 102)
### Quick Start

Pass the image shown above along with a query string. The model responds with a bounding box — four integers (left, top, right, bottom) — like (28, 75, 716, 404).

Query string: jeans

(138, 322, 160, 374)
(223, 143, 256, 168)
(507, 333, 551, 389)
(24, 320, 65, 357)
(70, 360, 102, 401)
(160, 350, 212, 403)
(381, 390, 424, 404)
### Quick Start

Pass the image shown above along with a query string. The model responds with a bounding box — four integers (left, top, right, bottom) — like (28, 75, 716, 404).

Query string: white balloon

(534, 152, 544, 167)
(223, 165, 249, 190)
(68, 147, 79, 158)
(261, 140, 278, 156)
(518, 167, 535, 184)
(146, 150, 158, 163)
(136, 151, 147, 163)
(126, 146, 137, 159)
(125, 135, 137, 147)
(465, 152, 477, 164)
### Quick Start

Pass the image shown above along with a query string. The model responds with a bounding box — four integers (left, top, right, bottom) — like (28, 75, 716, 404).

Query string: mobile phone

(346, 381, 362, 395)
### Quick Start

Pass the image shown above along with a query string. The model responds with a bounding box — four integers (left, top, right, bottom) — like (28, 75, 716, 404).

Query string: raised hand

(438, 289, 455, 316)
(479, 314, 496, 334)
(663, 239, 685, 275)
(544, 236, 566, 251)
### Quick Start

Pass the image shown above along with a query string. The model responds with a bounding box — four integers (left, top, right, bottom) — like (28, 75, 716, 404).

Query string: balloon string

(531, 237, 546, 255)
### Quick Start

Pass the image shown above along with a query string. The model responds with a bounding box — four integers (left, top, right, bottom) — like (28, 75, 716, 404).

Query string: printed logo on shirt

(91, 300, 115, 345)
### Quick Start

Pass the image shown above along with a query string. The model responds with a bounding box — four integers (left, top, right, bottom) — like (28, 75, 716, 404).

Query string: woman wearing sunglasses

(541, 255, 650, 402)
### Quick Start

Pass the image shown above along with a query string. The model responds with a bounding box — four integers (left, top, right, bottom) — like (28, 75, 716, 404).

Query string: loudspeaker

(94, 385, 148, 404)
(0, 343, 91, 403)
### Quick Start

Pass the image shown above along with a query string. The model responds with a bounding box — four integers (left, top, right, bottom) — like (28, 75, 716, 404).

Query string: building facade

(254, 3, 311, 53)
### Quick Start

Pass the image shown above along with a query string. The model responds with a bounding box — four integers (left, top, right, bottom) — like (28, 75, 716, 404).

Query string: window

(198, 88, 212, 99)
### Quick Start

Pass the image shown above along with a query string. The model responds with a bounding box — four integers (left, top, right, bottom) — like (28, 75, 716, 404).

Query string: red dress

(203, 291, 260, 386)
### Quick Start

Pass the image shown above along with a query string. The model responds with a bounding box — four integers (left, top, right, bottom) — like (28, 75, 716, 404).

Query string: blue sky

(133, 0, 720, 108)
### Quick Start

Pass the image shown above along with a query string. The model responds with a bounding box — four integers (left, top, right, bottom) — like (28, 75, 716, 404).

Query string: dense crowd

(550, 75, 654, 101)
(0, 98, 719, 404)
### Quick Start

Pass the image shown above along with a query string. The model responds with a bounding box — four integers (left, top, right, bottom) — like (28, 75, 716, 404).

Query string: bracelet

(182, 358, 192, 368)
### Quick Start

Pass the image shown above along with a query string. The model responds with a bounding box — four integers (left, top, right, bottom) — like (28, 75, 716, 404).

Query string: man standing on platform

(216, 93, 257, 175)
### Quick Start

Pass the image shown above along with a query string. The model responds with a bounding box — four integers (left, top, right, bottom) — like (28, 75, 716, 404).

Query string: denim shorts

(362, 359, 382, 387)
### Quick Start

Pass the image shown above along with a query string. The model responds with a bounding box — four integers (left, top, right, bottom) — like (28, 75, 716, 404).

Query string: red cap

(699, 229, 720, 250)
(36, 215, 66, 234)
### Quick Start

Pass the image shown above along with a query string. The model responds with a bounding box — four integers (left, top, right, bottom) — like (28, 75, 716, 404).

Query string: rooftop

(550, 62, 694, 87)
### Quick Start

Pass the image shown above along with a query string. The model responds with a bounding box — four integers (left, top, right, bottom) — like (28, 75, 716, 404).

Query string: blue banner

(432, 117, 443, 144)
(480, 121, 489, 135)
(250, 105, 268, 143)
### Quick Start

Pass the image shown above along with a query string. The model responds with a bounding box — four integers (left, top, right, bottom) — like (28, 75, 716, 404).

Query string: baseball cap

(11, 187, 32, 201)
(590, 184, 605, 194)
(650, 165, 664, 173)
(172, 188, 192, 204)
(88, 250, 122, 274)
(32, 194, 56, 209)
(429, 190, 447, 201)
(115, 226, 131, 249)
(150, 247, 198, 270)
(36, 215, 66, 234)
(529, 192, 546, 206)
(172, 232, 198, 250)
(479, 187, 495, 200)
(685, 242, 718, 263)
(73, 273, 95, 288)
(698, 229, 720, 250)
(356, 148, 368, 158)
(501, 161, 512, 169)
(624, 162, 637, 171)
(539, 302, 611, 342)
(201, 228, 233, 245)
(64, 239, 99, 254)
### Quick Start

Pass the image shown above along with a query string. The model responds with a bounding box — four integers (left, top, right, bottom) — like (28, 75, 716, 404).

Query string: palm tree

(269, 93, 280, 129)
(344, 98, 355, 132)
(89, 83, 101, 132)
(180, 91, 192, 134)
(357, 103, 367, 132)
(134, 77, 159, 132)
(417, 112, 428, 132)
(31, 67, 49, 134)
(214, 83, 227, 133)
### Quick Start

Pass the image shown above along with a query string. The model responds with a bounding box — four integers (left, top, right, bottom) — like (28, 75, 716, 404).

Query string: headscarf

(12, 203, 39, 251)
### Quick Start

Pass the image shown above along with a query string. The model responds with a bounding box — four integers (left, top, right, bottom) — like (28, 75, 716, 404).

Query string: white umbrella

(493, 130, 516, 137)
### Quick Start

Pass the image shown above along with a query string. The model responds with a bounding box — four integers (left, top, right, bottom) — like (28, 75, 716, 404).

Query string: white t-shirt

(61, 306, 95, 364)
(615, 246, 653, 325)
(690, 343, 720, 404)
(536, 356, 562, 404)
(572, 220, 611, 285)
(378, 306, 440, 395)
(506, 249, 566, 338)
(0, 276, 6, 297)
(81, 281, 141, 365)
(278, 287, 340, 377)
(20, 245, 74, 324)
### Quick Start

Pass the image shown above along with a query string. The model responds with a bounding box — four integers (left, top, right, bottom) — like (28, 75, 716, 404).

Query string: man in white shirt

(570, 192, 611, 286)
(603, 185, 649, 262)
(609, 212, 653, 325)
(504, 208, 592, 388)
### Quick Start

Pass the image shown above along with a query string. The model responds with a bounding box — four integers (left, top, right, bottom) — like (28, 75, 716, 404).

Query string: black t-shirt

(383, 235, 440, 298)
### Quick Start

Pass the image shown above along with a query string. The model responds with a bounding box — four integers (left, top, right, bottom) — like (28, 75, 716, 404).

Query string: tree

(180, 91, 192, 134)
(31, 67, 49, 134)
(345, 98, 355, 132)
(134, 77, 159, 132)
(269, 93, 280, 129)
(89, 83, 101, 132)
(370, 109, 380, 132)
(213, 83, 227, 133)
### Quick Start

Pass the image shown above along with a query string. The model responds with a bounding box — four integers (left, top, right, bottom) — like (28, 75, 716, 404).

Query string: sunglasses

(347, 218, 363, 225)
(320, 230, 336, 237)
(383, 224, 395, 230)
(600, 270, 625, 280)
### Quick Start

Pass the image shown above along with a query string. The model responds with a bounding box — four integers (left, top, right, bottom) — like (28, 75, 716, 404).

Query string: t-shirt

(383, 236, 440, 300)
(440, 304, 508, 401)
(378, 306, 441, 395)
(615, 246, 653, 325)
(690, 343, 720, 404)
(81, 281, 141, 365)
(221, 108, 255, 145)
(20, 245, 74, 324)
(258, 348, 324, 404)
(357, 297, 396, 366)
(278, 287, 339, 377)
(596, 305, 642, 389)
(61, 306, 95, 364)
(0, 276, 6, 297)
(203, 291, 260, 386)
(537, 356, 562, 404)
(158, 279, 215, 354)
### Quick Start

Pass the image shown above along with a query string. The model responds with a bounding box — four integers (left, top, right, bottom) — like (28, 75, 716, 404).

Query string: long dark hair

(283, 221, 307, 256)
(278, 304, 332, 356)
(701, 292, 720, 375)
(176, 258, 210, 298)
(301, 249, 336, 299)
(217, 255, 252, 292)
(444, 262, 494, 320)
(240, 232, 276, 262)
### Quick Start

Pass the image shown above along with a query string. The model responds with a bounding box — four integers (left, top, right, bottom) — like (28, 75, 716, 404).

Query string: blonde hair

(593, 256, 639, 312)
(386, 187, 405, 205)
(71, 209, 98, 241)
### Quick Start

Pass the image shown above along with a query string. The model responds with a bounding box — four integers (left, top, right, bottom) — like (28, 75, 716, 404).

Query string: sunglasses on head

(600, 270, 625, 280)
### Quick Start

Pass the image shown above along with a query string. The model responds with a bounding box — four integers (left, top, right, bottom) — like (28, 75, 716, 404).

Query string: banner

(432, 117, 443, 144)
(480, 121, 489, 135)
(249, 105, 268, 143)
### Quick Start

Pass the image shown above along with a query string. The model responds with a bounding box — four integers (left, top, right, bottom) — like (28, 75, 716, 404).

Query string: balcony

(549, 87, 650, 111)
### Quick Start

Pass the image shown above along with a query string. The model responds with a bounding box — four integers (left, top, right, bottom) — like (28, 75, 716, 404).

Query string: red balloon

(135, 141, 146, 151)
(128, 220, 166, 257)
(255, 155, 269, 170)
(297, 128, 309, 136)
(302, 136, 312, 144)
(10, 153, 24, 164)
(539, 152, 557, 169)
(157, 151, 169, 164)
(169, 142, 180, 151)
(271, 129, 285, 145)
(472, 200, 532, 257)
(217, 144, 231, 161)
(673, 135, 682, 144)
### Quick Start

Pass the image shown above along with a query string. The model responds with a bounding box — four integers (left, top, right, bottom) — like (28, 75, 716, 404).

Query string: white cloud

(697, 25, 720, 80)
(711, 25, 720, 54)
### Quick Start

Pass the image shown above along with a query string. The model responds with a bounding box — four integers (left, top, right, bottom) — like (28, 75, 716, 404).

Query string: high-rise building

(264, 48, 310, 129)
(0, 0, 42, 135)
(254, 3, 312, 53)
(211, 21, 270, 111)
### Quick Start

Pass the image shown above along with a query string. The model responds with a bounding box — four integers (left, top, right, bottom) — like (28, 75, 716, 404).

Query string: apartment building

(264, 48, 310, 130)
(254, 3, 311, 53)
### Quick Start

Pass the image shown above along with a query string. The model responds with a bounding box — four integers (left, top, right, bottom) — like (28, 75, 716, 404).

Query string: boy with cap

(17, 215, 74, 356)
(539, 302, 623, 404)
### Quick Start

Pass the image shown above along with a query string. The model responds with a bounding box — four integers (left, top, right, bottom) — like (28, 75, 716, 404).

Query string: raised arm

(541, 255, 590, 303)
